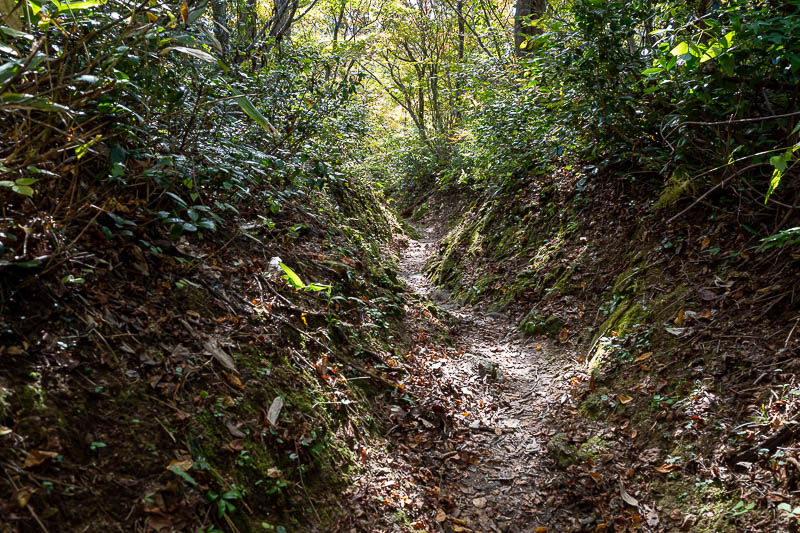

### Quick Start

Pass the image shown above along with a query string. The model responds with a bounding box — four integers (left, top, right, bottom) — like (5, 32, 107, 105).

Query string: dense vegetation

(1, 0, 799, 529)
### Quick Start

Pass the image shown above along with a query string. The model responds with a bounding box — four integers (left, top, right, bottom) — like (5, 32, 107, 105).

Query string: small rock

(473, 497, 487, 509)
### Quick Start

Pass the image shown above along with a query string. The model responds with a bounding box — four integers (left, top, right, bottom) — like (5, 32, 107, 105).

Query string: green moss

(587, 302, 648, 373)
(649, 476, 753, 532)
(579, 435, 611, 461)
(410, 201, 429, 221)
(654, 167, 696, 210)
(578, 393, 604, 419)
(19, 373, 46, 411)
(521, 312, 564, 337)
(0, 383, 12, 419)
(547, 433, 611, 468)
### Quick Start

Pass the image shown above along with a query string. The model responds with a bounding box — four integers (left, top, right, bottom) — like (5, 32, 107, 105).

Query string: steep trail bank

(385, 224, 618, 532)
(385, 174, 800, 532)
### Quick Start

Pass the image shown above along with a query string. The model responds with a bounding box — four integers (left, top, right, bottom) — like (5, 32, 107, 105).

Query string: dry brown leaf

(674, 309, 685, 326)
(224, 439, 245, 452)
(435, 509, 447, 522)
(700, 236, 711, 250)
(654, 464, 680, 473)
(14, 486, 36, 508)
(267, 396, 284, 426)
(618, 394, 633, 404)
(24, 450, 59, 468)
(634, 352, 652, 363)
(225, 372, 244, 389)
(167, 458, 193, 471)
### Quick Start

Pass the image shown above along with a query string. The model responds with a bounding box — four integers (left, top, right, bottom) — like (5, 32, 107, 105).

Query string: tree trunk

(0, 0, 22, 30)
(210, 0, 229, 57)
(514, 0, 545, 56)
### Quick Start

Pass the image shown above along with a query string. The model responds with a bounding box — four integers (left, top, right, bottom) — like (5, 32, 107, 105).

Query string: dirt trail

(395, 226, 574, 532)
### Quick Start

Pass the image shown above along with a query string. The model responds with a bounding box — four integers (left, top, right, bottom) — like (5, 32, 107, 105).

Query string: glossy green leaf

(279, 262, 305, 289)
(231, 91, 278, 135)
(0, 93, 70, 112)
(670, 41, 688, 56)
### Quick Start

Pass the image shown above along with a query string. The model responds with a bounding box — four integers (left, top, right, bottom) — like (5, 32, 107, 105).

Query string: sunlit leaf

(160, 46, 216, 63)
(279, 262, 305, 289)
(669, 41, 689, 56)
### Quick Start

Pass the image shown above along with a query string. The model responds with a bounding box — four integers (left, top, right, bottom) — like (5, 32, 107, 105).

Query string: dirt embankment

(0, 181, 412, 532)
(416, 170, 800, 532)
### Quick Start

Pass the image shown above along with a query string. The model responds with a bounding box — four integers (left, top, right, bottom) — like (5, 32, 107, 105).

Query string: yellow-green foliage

(654, 167, 695, 210)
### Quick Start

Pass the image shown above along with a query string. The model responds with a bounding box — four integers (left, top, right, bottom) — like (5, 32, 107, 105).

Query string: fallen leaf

(224, 439, 244, 452)
(0, 426, 12, 436)
(435, 509, 447, 522)
(167, 458, 193, 471)
(225, 372, 244, 389)
(655, 464, 680, 473)
(700, 236, 710, 250)
(267, 467, 282, 478)
(559, 327, 568, 342)
(24, 450, 59, 468)
(267, 396, 284, 426)
(204, 338, 236, 372)
(472, 497, 487, 509)
(674, 309, 685, 326)
(698, 289, 716, 301)
(618, 394, 633, 404)
(180, 0, 188, 22)
(535, 527, 548, 532)
(644, 505, 660, 527)
(226, 420, 246, 438)
(619, 481, 639, 508)
(15, 486, 36, 507)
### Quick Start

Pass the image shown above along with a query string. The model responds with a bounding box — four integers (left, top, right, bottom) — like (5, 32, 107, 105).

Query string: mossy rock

(547, 433, 610, 468)
(411, 202, 429, 221)
(587, 301, 649, 373)
(654, 167, 695, 210)
(521, 311, 564, 337)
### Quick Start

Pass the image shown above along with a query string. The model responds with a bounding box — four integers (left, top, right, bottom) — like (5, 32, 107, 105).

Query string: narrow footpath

(377, 226, 581, 531)
(345, 224, 659, 532)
